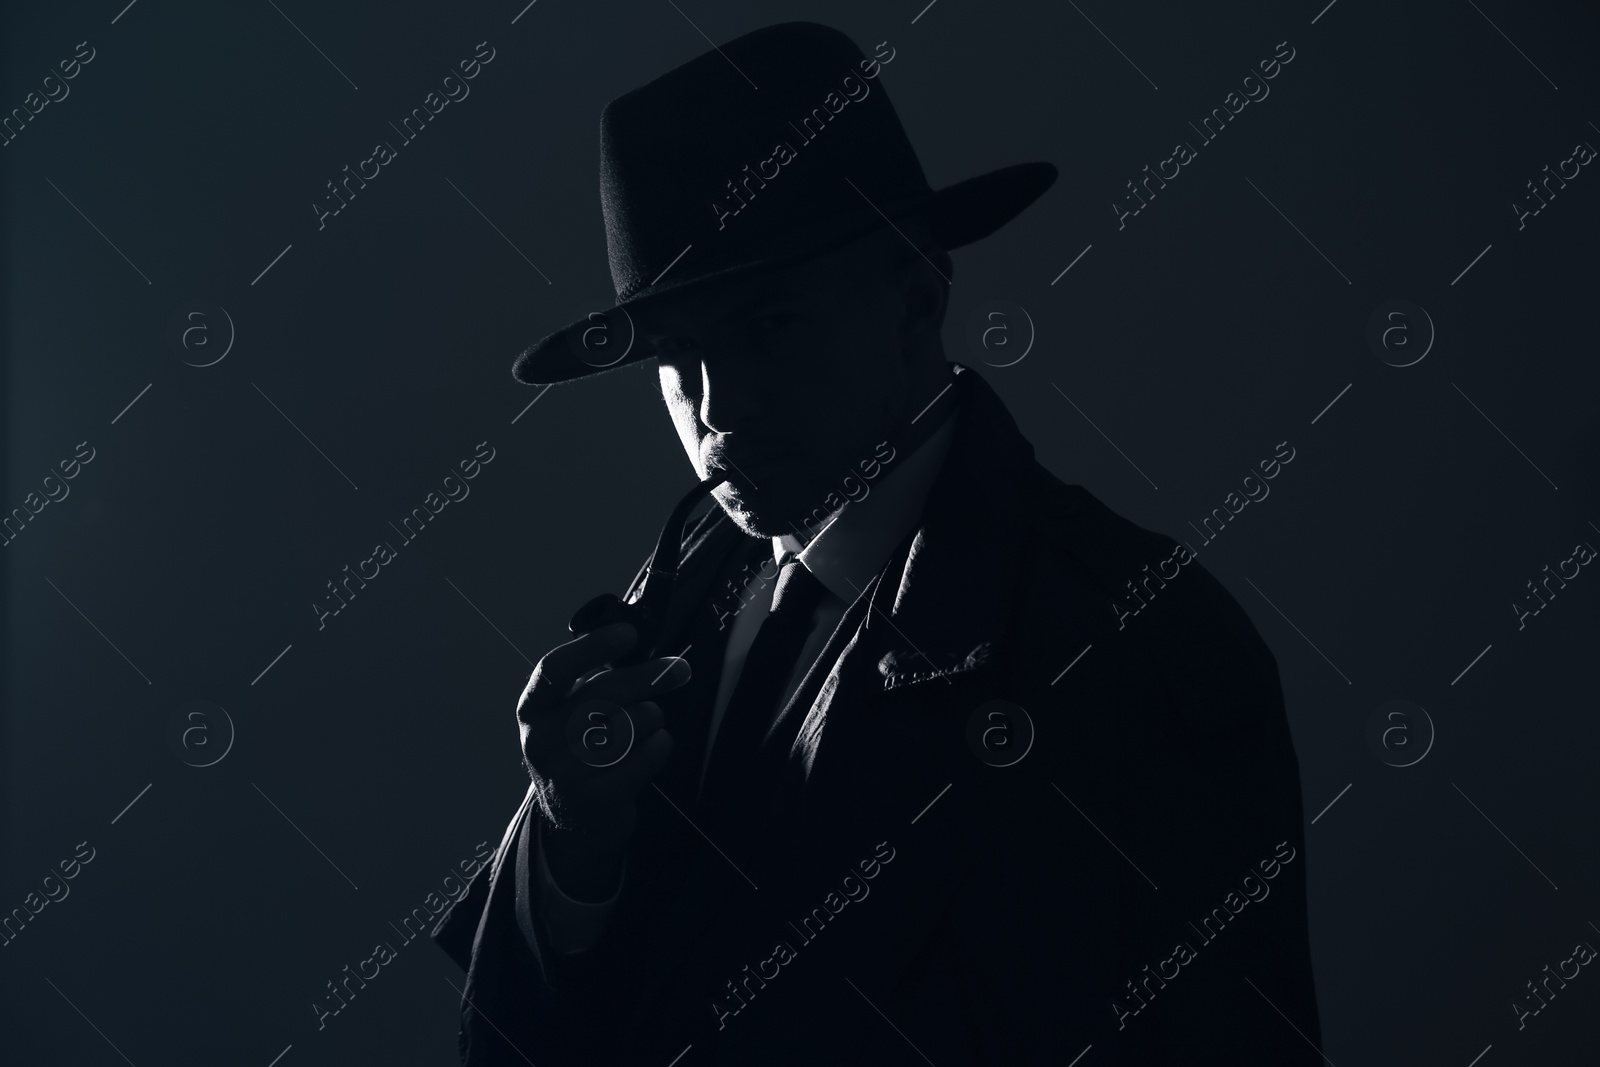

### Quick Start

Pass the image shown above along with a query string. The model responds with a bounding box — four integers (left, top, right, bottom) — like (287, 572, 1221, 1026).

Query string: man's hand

(517, 621, 691, 900)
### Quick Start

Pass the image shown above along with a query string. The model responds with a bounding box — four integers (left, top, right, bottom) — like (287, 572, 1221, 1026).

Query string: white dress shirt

(536, 408, 959, 953)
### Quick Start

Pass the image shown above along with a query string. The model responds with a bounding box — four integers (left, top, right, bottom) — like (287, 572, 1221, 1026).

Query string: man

(435, 22, 1321, 1065)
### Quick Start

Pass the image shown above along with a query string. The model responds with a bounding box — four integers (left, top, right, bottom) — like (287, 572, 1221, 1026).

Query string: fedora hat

(511, 21, 1057, 385)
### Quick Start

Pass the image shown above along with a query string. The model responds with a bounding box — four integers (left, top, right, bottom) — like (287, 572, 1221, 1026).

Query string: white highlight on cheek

(658, 366, 706, 474)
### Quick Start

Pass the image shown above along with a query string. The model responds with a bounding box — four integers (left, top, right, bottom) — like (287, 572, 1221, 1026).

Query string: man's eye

(656, 336, 698, 357)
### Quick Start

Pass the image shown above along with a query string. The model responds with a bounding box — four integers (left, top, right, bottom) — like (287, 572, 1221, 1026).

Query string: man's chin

(711, 483, 821, 540)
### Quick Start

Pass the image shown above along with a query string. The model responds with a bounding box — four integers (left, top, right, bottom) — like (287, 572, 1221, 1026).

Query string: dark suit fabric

(434, 363, 1322, 1065)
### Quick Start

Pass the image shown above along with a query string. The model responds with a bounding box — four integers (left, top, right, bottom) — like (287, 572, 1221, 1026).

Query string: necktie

(698, 558, 828, 827)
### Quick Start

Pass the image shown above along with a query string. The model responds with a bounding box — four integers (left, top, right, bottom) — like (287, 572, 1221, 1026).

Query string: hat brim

(511, 161, 1057, 386)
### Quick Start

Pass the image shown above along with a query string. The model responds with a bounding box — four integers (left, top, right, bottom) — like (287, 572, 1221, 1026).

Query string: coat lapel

(642, 509, 765, 804)
(871, 362, 1038, 693)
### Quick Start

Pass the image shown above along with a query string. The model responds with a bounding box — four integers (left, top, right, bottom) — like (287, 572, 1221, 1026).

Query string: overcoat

(435, 363, 1322, 1065)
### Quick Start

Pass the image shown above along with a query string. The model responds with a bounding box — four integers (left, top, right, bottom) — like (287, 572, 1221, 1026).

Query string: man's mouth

(704, 445, 802, 490)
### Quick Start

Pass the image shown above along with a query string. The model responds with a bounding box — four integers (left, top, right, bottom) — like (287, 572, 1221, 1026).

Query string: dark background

(3, 0, 1596, 1063)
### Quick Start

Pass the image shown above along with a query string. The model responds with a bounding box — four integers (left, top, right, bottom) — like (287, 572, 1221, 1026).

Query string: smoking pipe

(567, 474, 728, 666)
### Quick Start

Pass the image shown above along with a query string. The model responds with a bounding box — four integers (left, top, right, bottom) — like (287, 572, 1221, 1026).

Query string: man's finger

(523, 700, 661, 776)
(518, 622, 638, 721)
(627, 700, 665, 737)
(572, 656, 692, 705)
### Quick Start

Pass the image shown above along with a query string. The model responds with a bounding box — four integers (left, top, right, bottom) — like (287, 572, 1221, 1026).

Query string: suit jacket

(434, 363, 1322, 1065)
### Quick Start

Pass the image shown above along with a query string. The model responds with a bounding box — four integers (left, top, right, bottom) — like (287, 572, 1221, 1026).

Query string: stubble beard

(712, 478, 825, 541)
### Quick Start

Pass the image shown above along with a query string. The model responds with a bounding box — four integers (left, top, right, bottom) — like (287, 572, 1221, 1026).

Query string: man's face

(643, 235, 923, 538)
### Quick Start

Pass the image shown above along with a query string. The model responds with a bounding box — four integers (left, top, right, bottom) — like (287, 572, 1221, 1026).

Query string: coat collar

(871, 362, 1038, 689)
(774, 403, 959, 604)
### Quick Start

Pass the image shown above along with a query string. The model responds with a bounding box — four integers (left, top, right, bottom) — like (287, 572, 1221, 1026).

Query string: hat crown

(596, 22, 929, 302)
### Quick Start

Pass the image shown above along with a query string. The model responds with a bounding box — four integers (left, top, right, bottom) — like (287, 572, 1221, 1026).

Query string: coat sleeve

(431, 786, 535, 973)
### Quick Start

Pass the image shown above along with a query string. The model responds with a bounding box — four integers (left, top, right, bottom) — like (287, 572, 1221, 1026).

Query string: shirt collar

(770, 406, 958, 604)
